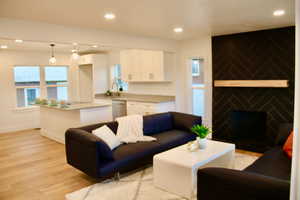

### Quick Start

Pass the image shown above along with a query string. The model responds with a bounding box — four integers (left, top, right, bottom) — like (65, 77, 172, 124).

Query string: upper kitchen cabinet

(120, 49, 174, 82)
(78, 54, 94, 65)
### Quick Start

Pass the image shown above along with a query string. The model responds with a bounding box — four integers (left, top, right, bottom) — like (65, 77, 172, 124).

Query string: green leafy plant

(191, 124, 211, 139)
(35, 98, 42, 104)
(40, 99, 48, 105)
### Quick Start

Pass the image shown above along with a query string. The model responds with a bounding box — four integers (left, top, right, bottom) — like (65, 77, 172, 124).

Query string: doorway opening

(191, 58, 205, 117)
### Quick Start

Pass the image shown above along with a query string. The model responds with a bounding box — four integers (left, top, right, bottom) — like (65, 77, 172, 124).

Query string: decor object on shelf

(191, 124, 211, 149)
(49, 99, 58, 107)
(49, 44, 57, 64)
(40, 99, 48, 105)
(59, 100, 69, 108)
(35, 98, 42, 104)
(186, 141, 199, 152)
(214, 80, 289, 88)
(105, 90, 112, 96)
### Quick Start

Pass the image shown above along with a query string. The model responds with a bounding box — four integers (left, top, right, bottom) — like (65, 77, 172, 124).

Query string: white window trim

(192, 60, 200, 77)
(44, 65, 69, 100)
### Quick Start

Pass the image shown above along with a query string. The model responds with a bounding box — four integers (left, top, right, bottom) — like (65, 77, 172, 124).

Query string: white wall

(0, 50, 72, 133)
(177, 36, 213, 127)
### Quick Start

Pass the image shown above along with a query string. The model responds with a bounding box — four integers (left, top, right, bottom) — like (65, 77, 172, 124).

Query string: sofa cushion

(283, 131, 293, 158)
(244, 147, 292, 180)
(113, 141, 160, 161)
(99, 141, 160, 175)
(170, 112, 202, 132)
(152, 129, 196, 149)
(92, 125, 121, 150)
(143, 113, 173, 136)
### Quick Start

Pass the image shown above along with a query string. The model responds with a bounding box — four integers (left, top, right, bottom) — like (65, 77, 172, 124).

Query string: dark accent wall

(212, 27, 295, 152)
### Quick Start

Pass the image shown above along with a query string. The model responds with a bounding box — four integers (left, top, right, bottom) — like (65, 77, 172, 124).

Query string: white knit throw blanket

(116, 115, 157, 143)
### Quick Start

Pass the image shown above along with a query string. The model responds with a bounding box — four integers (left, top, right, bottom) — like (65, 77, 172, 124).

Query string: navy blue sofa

(65, 112, 201, 179)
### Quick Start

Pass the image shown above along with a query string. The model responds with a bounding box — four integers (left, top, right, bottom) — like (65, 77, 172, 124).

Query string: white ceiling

(0, 0, 295, 40)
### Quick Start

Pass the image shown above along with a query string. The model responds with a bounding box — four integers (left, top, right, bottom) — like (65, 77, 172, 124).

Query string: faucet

(111, 78, 121, 96)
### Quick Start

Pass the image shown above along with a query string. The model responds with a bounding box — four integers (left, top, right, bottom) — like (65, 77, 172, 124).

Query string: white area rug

(66, 153, 258, 200)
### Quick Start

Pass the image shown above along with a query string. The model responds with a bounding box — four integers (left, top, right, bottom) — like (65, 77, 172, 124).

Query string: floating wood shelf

(214, 80, 289, 88)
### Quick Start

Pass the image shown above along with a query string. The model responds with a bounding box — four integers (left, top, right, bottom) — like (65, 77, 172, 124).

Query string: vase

(197, 137, 207, 149)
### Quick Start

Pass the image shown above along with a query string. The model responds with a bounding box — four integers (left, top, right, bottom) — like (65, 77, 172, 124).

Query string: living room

(0, 0, 299, 200)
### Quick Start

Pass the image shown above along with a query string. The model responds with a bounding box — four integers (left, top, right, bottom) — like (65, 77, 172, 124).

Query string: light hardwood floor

(0, 129, 262, 200)
(0, 129, 97, 200)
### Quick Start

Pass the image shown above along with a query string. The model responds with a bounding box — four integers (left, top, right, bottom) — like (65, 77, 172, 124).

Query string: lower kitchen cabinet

(126, 101, 175, 116)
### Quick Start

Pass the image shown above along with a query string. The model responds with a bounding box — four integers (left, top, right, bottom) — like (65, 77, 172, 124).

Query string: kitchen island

(40, 103, 112, 144)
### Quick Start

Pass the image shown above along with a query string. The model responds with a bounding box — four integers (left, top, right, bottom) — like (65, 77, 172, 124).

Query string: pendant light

(71, 43, 80, 60)
(49, 44, 57, 64)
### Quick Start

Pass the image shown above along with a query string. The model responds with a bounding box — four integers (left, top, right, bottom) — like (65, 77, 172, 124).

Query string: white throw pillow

(92, 125, 121, 150)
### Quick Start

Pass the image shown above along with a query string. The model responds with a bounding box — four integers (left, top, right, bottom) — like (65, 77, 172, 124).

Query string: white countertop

(39, 102, 112, 111)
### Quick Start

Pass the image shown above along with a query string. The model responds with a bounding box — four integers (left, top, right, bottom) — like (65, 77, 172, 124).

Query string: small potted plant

(40, 99, 48, 105)
(191, 124, 211, 149)
(34, 98, 42, 105)
(49, 99, 58, 107)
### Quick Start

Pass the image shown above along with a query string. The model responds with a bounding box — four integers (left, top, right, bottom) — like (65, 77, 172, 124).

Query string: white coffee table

(153, 140, 235, 199)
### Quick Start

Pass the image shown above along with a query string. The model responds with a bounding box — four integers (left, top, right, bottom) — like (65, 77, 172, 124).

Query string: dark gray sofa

(197, 123, 292, 200)
(65, 112, 201, 179)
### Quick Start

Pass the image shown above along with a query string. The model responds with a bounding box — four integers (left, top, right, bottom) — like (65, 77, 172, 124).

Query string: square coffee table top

(154, 140, 235, 168)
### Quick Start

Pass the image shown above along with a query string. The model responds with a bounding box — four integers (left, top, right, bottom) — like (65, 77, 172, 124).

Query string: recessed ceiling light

(92, 45, 98, 48)
(0, 45, 8, 49)
(15, 39, 23, 43)
(72, 42, 78, 46)
(71, 49, 77, 53)
(273, 10, 285, 16)
(174, 27, 183, 33)
(104, 13, 116, 20)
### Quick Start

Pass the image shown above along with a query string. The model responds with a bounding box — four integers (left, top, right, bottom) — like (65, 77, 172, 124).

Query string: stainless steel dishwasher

(112, 100, 127, 120)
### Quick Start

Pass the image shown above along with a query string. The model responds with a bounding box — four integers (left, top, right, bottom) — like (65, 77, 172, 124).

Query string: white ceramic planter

(197, 137, 207, 149)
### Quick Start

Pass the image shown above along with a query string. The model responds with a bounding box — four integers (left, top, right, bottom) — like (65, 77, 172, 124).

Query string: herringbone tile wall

(212, 27, 295, 151)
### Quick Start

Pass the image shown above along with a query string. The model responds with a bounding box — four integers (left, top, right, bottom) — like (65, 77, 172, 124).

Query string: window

(14, 66, 40, 107)
(14, 66, 68, 108)
(192, 59, 200, 77)
(113, 64, 128, 91)
(45, 66, 68, 100)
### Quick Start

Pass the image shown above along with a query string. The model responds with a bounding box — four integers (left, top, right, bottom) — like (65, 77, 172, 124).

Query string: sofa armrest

(65, 128, 115, 178)
(169, 112, 202, 132)
(197, 168, 290, 200)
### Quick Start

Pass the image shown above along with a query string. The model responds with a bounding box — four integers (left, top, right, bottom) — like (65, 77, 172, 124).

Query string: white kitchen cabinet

(126, 101, 175, 116)
(120, 49, 174, 82)
(78, 54, 94, 65)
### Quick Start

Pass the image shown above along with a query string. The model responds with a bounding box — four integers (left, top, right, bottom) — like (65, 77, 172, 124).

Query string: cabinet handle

(149, 73, 154, 80)
(128, 74, 132, 80)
